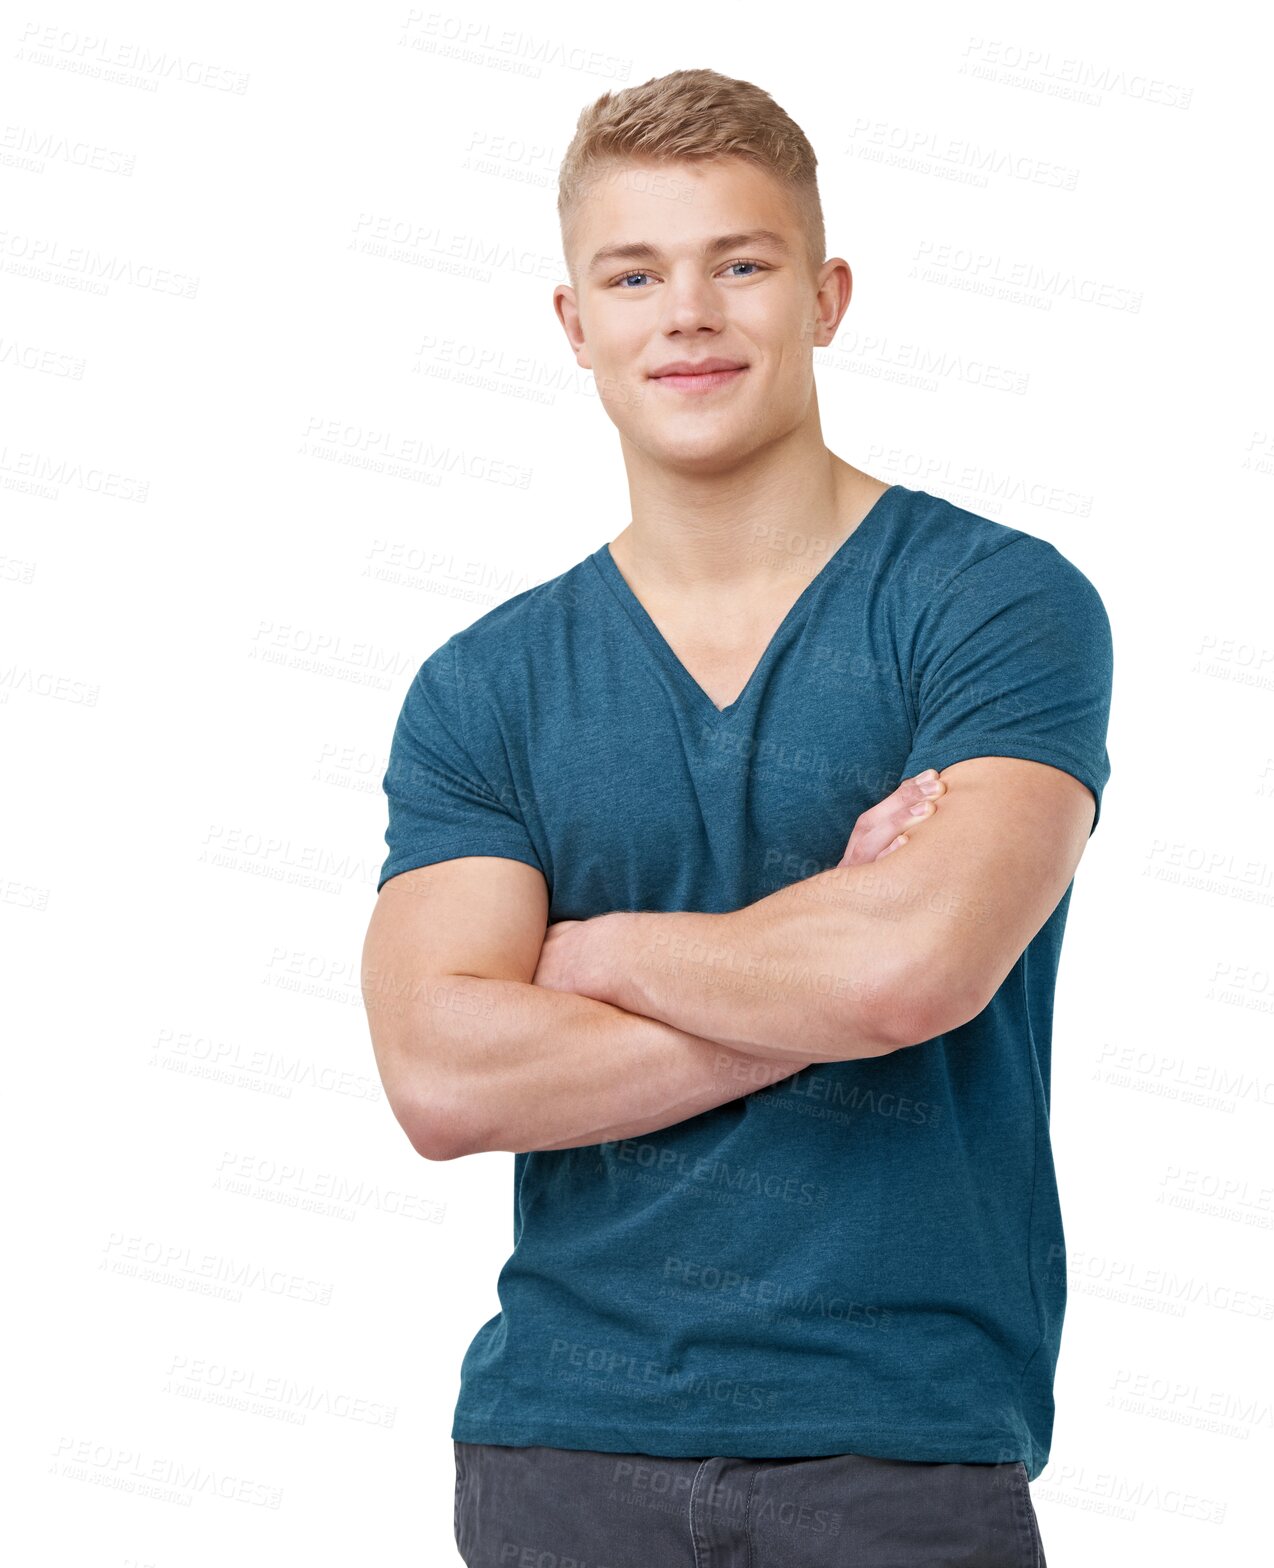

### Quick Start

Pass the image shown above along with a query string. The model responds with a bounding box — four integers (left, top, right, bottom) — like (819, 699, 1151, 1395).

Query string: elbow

(409, 1118, 464, 1162)
(807, 977, 914, 1062)
(877, 957, 991, 1050)
(401, 1072, 483, 1162)
(370, 1008, 485, 1159)
(409, 1112, 472, 1162)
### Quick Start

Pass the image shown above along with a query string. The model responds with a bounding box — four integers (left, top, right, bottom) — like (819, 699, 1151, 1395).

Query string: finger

(842, 772, 947, 864)
(874, 832, 908, 860)
(867, 771, 947, 832)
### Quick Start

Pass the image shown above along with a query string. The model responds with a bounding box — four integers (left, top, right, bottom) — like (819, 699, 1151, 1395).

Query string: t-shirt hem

(451, 1416, 1033, 1470)
(904, 735, 1104, 834)
(377, 843, 545, 893)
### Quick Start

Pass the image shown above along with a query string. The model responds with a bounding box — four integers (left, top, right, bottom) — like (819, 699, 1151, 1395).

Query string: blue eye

(609, 259, 769, 289)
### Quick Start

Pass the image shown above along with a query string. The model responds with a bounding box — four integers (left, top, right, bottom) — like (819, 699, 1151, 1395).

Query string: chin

(645, 435, 755, 474)
(655, 408, 780, 461)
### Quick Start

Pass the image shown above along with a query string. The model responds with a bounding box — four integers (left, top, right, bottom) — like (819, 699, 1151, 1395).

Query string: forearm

(585, 864, 910, 1063)
(410, 975, 808, 1156)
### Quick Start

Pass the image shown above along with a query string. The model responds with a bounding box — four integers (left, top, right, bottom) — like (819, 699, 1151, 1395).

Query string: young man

(362, 68, 1111, 1567)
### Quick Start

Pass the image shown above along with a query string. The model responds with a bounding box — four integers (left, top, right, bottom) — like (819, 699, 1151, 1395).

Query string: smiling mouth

(650, 366, 748, 393)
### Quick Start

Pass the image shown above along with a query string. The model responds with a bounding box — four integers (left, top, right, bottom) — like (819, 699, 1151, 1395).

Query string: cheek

(599, 365, 655, 423)
(743, 355, 805, 417)
(591, 325, 652, 391)
(575, 356, 629, 422)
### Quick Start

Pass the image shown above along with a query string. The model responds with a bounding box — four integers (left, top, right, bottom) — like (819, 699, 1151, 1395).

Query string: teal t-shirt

(378, 483, 1114, 1480)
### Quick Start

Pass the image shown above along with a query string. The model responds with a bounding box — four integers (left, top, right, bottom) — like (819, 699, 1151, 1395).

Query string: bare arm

(360, 855, 809, 1159)
(531, 769, 953, 1064)
(540, 867, 908, 1065)
(539, 758, 1096, 1064)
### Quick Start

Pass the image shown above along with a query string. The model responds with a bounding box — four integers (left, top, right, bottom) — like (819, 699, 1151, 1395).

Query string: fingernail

(919, 781, 942, 797)
(916, 768, 938, 782)
(910, 801, 933, 816)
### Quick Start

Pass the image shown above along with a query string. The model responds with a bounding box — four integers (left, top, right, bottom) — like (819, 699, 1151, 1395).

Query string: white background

(4, 1, 1272, 1563)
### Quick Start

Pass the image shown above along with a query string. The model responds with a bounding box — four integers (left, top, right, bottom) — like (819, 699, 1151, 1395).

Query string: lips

(648, 360, 749, 394)
(649, 358, 748, 378)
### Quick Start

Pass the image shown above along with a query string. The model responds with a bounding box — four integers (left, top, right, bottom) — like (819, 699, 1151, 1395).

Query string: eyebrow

(586, 229, 791, 276)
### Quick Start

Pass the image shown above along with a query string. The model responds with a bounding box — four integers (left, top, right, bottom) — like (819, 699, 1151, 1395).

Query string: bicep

(361, 856, 549, 1129)
(877, 756, 1095, 1044)
(370, 854, 549, 981)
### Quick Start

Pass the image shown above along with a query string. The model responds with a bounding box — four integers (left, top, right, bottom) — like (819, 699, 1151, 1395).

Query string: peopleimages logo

(612, 1139, 829, 1207)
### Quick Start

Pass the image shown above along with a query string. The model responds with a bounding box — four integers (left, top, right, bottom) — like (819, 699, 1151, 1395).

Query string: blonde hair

(558, 68, 826, 287)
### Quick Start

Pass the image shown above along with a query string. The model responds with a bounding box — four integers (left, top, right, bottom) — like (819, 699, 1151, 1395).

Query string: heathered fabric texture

(378, 484, 1114, 1480)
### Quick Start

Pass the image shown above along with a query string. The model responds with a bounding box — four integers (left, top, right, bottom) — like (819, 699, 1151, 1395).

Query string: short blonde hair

(558, 67, 826, 287)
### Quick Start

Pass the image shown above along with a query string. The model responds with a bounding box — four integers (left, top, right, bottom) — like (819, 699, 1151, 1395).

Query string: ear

(553, 283, 592, 370)
(810, 256, 853, 350)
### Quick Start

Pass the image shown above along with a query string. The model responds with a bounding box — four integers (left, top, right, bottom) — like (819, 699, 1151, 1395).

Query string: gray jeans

(453, 1441, 1047, 1567)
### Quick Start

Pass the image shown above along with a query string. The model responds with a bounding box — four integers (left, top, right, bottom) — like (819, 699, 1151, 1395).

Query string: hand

(838, 768, 948, 867)
(531, 918, 585, 992)
(532, 915, 616, 1001)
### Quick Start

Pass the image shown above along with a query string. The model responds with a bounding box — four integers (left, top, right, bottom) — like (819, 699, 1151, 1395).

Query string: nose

(657, 266, 726, 336)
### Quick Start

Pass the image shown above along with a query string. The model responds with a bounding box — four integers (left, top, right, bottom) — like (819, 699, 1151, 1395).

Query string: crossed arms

(361, 756, 1096, 1159)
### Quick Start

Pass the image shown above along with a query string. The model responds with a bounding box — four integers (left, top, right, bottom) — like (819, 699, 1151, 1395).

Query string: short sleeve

(900, 535, 1113, 835)
(377, 638, 545, 892)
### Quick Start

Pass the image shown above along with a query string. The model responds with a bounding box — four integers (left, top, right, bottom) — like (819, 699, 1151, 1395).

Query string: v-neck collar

(589, 484, 904, 724)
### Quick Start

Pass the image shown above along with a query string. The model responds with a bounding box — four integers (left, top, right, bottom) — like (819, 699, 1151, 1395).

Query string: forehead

(577, 158, 802, 273)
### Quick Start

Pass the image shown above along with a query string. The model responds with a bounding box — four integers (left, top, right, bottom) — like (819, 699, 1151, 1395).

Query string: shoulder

(881, 485, 1109, 623)
(411, 550, 598, 701)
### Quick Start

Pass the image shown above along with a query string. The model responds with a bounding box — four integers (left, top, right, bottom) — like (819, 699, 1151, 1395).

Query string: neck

(608, 429, 887, 600)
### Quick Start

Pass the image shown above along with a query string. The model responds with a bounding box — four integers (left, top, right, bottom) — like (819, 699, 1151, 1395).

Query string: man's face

(555, 158, 840, 474)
